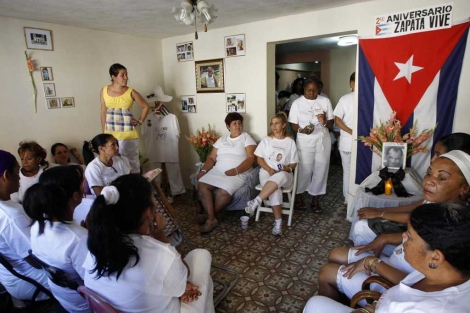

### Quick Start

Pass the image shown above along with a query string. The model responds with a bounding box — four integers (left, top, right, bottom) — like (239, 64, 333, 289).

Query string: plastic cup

(240, 216, 249, 230)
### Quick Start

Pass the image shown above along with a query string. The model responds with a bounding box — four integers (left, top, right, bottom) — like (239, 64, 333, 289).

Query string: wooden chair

(77, 286, 118, 313)
(350, 276, 394, 308)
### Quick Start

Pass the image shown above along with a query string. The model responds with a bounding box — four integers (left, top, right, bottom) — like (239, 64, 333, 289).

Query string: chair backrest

(77, 285, 118, 313)
(28, 250, 80, 291)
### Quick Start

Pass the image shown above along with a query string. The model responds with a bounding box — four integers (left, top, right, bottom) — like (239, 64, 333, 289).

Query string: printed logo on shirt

(155, 127, 167, 140)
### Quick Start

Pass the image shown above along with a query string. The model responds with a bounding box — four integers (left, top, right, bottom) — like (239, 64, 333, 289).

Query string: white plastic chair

(254, 167, 299, 226)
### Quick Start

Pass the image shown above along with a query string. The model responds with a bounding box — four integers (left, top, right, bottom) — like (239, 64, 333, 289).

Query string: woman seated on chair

(84, 174, 214, 313)
(352, 133, 470, 253)
(317, 150, 470, 307)
(197, 112, 256, 234)
(23, 166, 89, 313)
(50, 143, 85, 167)
(0, 150, 50, 301)
(84, 134, 130, 196)
(304, 202, 470, 313)
(244, 112, 298, 235)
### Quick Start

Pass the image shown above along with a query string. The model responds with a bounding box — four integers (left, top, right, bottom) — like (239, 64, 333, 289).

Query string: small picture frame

(382, 142, 407, 170)
(46, 98, 60, 109)
(195, 59, 224, 93)
(225, 34, 245, 57)
(43, 83, 56, 97)
(181, 95, 196, 113)
(61, 97, 75, 108)
(226, 93, 246, 113)
(40, 67, 53, 81)
(24, 27, 54, 51)
(176, 41, 194, 62)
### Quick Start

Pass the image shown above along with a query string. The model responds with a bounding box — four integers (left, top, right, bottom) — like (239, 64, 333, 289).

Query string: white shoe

(272, 221, 282, 236)
(244, 199, 260, 217)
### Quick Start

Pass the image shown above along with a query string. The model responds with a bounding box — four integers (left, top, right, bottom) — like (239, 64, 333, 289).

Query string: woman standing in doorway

(100, 63, 149, 174)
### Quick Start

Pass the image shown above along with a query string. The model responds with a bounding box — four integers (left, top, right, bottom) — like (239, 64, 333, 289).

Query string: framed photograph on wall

(46, 98, 60, 109)
(43, 83, 56, 97)
(181, 95, 196, 113)
(382, 142, 407, 170)
(61, 97, 75, 108)
(195, 59, 224, 93)
(176, 41, 194, 62)
(226, 93, 246, 113)
(24, 27, 54, 51)
(40, 67, 53, 81)
(225, 34, 245, 57)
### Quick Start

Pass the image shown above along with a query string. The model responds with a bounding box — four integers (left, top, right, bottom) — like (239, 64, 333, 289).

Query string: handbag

(368, 218, 407, 235)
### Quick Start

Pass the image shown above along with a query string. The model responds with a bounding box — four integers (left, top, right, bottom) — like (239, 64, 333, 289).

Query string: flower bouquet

(186, 125, 220, 163)
(358, 111, 437, 158)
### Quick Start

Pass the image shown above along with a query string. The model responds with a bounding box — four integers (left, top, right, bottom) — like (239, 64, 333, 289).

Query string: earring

(428, 262, 437, 269)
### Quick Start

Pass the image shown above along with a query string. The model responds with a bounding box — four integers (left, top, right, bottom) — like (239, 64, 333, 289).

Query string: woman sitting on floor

(84, 174, 214, 313)
(304, 202, 470, 313)
(317, 150, 470, 307)
(24, 166, 89, 313)
(244, 112, 298, 235)
(197, 112, 256, 234)
(51, 143, 85, 167)
(84, 134, 130, 196)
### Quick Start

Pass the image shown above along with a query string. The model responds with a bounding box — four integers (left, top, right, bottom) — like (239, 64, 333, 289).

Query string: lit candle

(385, 178, 393, 195)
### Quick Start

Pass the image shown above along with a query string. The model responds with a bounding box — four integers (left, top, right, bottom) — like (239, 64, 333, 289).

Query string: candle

(385, 178, 393, 195)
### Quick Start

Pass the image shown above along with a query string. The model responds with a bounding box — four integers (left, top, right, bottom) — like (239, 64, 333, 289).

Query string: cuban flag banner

(356, 21, 470, 184)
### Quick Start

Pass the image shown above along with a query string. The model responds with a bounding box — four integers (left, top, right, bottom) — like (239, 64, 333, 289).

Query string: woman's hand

(281, 165, 292, 173)
(131, 118, 142, 126)
(340, 257, 372, 279)
(353, 235, 388, 257)
(180, 281, 202, 303)
(196, 170, 206, 181)
(225, 168, 238, 176)
(357, 207, 383, 220)
(299, 125, 314, 135)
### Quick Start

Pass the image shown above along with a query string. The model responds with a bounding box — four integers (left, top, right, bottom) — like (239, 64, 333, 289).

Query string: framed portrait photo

(24, 27, 54, 51)
(195, 59, 224, 93)
(46, 98, 60, 109)
(176, 41, 194, 62)
(382, 142, 407, 170)
(225, 34, 245, 57)
(43, 83, 56, 97)
(40, 67, 53, 81)
(181, 95, 196, 113)
(226, 93, 246, 113)
(61, 97, 75, 108)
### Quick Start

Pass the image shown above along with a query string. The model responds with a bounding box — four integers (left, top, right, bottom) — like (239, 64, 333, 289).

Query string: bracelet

(322, 123, 327, 127)
(288, 167, 292, 173)
(366, 257, 379, 272)
(200, 169, 207, 173)
(235, 167, 239, 175)
(370, 258, 382, 274)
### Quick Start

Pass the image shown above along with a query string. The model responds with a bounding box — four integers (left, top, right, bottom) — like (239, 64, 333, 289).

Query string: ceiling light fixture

(172, 0, 218, 40)
(338, 35, 359, 46)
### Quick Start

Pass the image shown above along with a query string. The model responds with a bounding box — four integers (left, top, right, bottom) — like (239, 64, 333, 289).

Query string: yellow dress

(102, 86, 138, 140)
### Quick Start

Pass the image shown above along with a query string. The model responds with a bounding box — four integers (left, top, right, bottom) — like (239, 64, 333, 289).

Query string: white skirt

(198, 168, 246, 195)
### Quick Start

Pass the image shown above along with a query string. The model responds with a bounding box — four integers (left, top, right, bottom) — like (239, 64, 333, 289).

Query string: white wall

(0, 16, 163, 164)
(161, 0, 470, 189)
(329, 46, 357, 106)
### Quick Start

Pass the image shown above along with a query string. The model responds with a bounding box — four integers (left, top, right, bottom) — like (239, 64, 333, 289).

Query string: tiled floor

(172, 162, 352, 312)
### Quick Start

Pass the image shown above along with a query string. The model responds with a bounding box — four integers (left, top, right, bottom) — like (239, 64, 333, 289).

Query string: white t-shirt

(376, 270, 470, 312)
(30, 221, 89, 312)
(288, 95, 334, 136)
(333, 92, 355, 152)
(141, 113, 180, 163)
(84, 156, 130, 196)
(10, 166, 45, 203)
(254, 136, 298, 172)
(213, 133, 257, 173)
(83, 235, 188, 313)
(285, 93, 300, 111)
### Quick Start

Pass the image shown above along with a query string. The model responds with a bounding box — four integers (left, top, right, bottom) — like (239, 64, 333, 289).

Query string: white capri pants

(303, 296, 352, 313)
(118, 138, 140, 174)
(259, 169, 294, 206)
(296, 132, 331, 196)
(340, 150, 351, 203)
(350, 219, 397, 257)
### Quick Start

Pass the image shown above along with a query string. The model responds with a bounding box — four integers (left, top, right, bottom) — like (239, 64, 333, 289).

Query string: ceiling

(276, 33, 357, 54)
(0, 0, 372, 38)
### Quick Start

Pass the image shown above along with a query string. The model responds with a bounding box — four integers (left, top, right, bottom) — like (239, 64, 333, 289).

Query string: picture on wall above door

(195, 59, 224, 93)
(226, 93, 246, 113)
(40, 67, 53, 81)
(176, 41, 194, 62)
(24, 27, 54, 51)
(225, 34, 245, 57)
(181, 95, 196, 113)
(43, 83, 56, 97)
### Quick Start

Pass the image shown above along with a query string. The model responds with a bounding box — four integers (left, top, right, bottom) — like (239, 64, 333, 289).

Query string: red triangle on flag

(375, 25, 382, 35)
(360, 22, 469, 124)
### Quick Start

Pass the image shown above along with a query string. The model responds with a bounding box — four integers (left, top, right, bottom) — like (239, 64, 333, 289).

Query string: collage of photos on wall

(225, 34, 245, 57)
(226, 93, 246, 113)
(181, 95, 197, 113)
(176, 41, 194, 62)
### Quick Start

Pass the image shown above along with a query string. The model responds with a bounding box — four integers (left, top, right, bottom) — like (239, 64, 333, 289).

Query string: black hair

(410, 203, 470, 278)
(439, 133, 470, 154)
(51, 143, 67, 156)
(317, 80, 324, 88)
(18, 141, 49, 169)
(82, 134, 115, 164)
(278, 90, 291, 99)
(23, 165, 84, 235)
(303, 78, 318, 89)
(225, 112, 243, 127)
(350, 72, 356, 83)
(87, 174, 153, 280)
(109, 63, 127, 78)
(292, 77, 304, 90)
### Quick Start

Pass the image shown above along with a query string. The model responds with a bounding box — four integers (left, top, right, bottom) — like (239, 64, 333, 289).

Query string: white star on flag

(393, 55, 424, 83)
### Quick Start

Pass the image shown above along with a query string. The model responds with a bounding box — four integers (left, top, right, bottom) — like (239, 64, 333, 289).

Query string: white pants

(350, 219, 396, 257)
(259, 169, 294, 206)
(303, 296, 351, 313)
(340, 150, 351, 204)
(144, 162, 186, 196)
(181, 249, 214, 313)
(296, 133, 331, 196)
(118, 139, 140, 174)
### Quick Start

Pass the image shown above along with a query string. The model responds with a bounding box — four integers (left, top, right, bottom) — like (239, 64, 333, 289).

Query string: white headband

(101, 186, 120, 205)
(440, 150, 470, 184)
